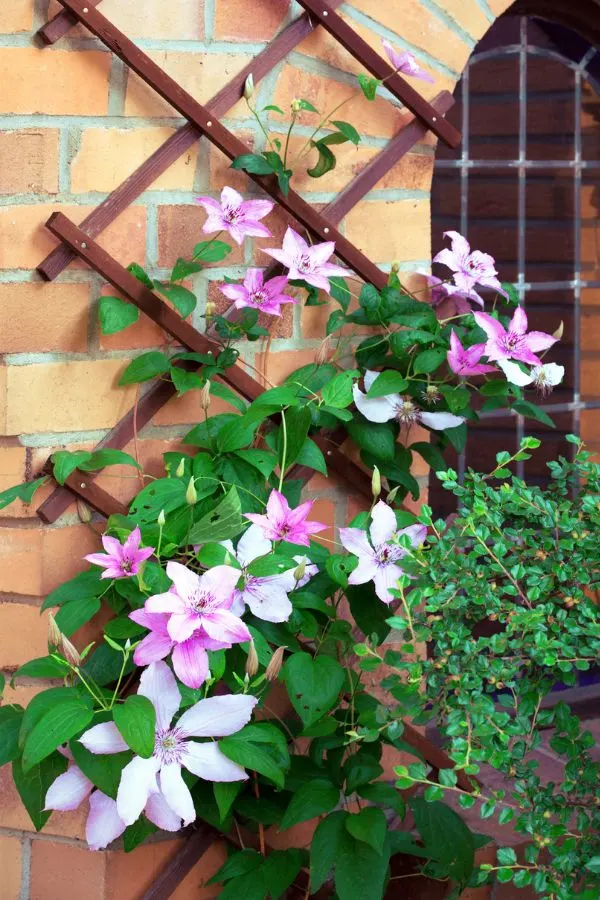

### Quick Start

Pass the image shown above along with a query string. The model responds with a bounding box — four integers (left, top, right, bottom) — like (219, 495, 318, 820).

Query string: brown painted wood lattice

(32, 2, 464, 894)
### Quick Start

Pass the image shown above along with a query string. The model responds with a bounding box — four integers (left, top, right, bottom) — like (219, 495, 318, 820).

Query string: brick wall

(0, 1, 507, 895)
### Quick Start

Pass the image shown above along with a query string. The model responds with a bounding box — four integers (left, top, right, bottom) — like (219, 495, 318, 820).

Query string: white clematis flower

(353, 371, 465, 431)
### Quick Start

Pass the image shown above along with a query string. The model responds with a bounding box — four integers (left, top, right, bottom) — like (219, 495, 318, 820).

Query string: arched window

(430, 9, 600, 512)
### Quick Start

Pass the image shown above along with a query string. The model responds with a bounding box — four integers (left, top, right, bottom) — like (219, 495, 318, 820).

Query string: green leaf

(0, 706, 24, 766)
(98, 296, 140, 334)
(55, 596, 102, 637)
(122, 817, 157, 853)
(119, 352, 171, 385)
(0, 476, 47, 511)
(334, 829, 391, 900)
(127, 262, 154, 289)
(294, 438, 327, 475)
(438, 768, 458, 787)
(210, 382, 248, 414)
(296, 98, 319, 112)
(357, 782, 405, 816)
(209, 849, 264, 885)
(282, 653, 345, 726)
(170, 367, 203, 397)
(213, 781, 243, 823)
(280, 779, 340, 831)
(13, 657, 69, 680)
(330, 120, 361, 145)
(330, 277, 351, 311)
(410, 441, 448, 473)
(410, 798, 475, 884)
(348, 420, 396, 462)
(345, 807, 387, 856)
(70, 740, 131, 799)
(413, 348, 447, 375)
(497, 847, 517, 866)
(322, 370, 357, 408)
(42, 569, 104, 612)
(79, 449, 141, 472)
(326, 554, 358, 588)
(262, 849, 304, 900)
(52, 450, 93, 485)
(279, 407, 312, 471)
(310, 811, 348, 893)
(188, 487, 243, 544)
(307, 140, 336, 178)
(366, 370, 408, 397)
(113, 695, 156, 759)
(130, 478, 187, 521)
(13, 753, 68, 831)
(585, 856, 600, 874)
(357, 73, 381, 100)
(234, 448, 276, 478)
(171, 257, 204, 281)
(153, 282, 197, 318)
(231, 153, 275, 175)
(193, 240, 232, 263)
(23, 700, 94, 771)
(219, 734, 285, 789)
(216, 416, 260, 453)
(184, 413, 239, 447)
(512, 400, 555, 428)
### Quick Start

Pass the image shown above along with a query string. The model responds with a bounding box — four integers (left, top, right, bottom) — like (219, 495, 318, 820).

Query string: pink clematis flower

(382, 40, 435, 83)
(263, 227, 348, 293)
(474, 308, 557, 367)
(45, 748, 181, 850)
(196, 186, 274, 245)
(144, 562, 250, 648)
(434, 231, 508, 298)
(353, 371, 465, 431)
(340, 501, 427, 604)
(128, 608, 229, 689)
(245, 490, 327, 548)
(447, 331, 496, 377)
(219, 269, 296, 317)
(419, 271, 485, 312)
(84, 527, 153, 580)
(79, 662, 257, 828)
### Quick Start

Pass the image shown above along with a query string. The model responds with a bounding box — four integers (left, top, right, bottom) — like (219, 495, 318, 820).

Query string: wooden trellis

(33, 1, 463, 894)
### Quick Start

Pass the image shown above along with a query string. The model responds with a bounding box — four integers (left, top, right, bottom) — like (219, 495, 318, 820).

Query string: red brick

(214, 0, 288, 41)
(0, 835, 22, 900)
(30, 840, 106, 900)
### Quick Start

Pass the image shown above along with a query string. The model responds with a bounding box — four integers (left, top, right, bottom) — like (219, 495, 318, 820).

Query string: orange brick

(0, 283, 89, 353)
(487, 0, 512, 13)
(214, 0, 288, 40)
(1, 681, 47, 708)
(42, 524, 102, 595)
(209, 134, 254, 192)
(255, 348, 320, 386)
(171, 841, 229, 899)
(310, 498, 336, 545)
(30, 840, 106, 900)
(0, 0, 32, 32)
(50, 0, 204, 39)
(430, 0, 490, 39)
(0, 130, 59, 194)
(71, 128, 200, 194)
(344, 199, 430, 263)
(0, 47, 109, 115)
(0, 835, 22, 900)
(157, 205, 244, 267)
(3, 360, 137, 435)
(0, 445, 37, 520)
(0, 528, 43, 594)
(152, 386, 235, 427)
(0, 205, 146, 270)
(125, 52, 251, 119)
(0, 602, 48, 666)
(272, 65, 407, 140)
(94, 438, 186, 504)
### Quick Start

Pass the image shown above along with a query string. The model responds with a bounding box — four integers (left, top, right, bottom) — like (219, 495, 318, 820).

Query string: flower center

(189, 590, 216, 614)
(251, 290, 267, 306)
(120, 557, 135, 573)
(395, 397, 420, 426)
(154, 728, 185, 765)
(223, 205, 242, 224)
(504, 332, 523, 351)
(298, 253, 314, 274)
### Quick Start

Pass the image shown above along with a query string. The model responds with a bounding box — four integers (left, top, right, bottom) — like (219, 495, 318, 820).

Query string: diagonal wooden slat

(296, 0, 461, 147)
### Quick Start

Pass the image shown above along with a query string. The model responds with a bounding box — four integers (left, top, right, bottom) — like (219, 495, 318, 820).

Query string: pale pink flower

(498, 359, 564, 396)
(79, 662, 257, 828)
(382, 40, 435, 83)
(447, 331, 496, 377)
(353, 371, 465, 431)
(144, 562, 250, 647)
(84, 527, 153, 579)
(219, 269, 296, 317)
(196, 186, 274, 245)
(263, 227, 348, 293)
(474, 308, 557, 367)
(340, 501, 427, 604)
(434, 231, 508, 298)
(419, 271, 485, 312)
(222, 525, 293, 623)
(245, 490, 327, 547)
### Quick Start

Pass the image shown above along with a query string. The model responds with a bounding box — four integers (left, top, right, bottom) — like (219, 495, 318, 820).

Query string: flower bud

(315, 334, 333, 366)
(48, 613, 62, 649)
(76, 499, 92, 524)
(293, 559, 306, 583)
(552, 320, 564, 341)
(372, 465, 381, 500)
(243, 74, 255, 101)
(200, 380, 211, 412)
(175, 458, 186, 478)
(291, 98, 302, 113)
(386, 485, 400, 504)
(245, 641, 259, 678)
(61, 635, 81, 668)
(186, 476, 198, 506)
(391, 262, 400, 274)
(265, 645, 286, 681)
(205, 300, 216, 319)
(157, 508, 166, 527)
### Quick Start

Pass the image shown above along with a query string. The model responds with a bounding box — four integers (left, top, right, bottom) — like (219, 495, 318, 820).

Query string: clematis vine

(434, 231, 508, 299)
(498, 359, 565, 395)
(245, 489, 327, 547)
(353, 371, 465, 431)
(263, 227, 348, 293)
(84, 527, 153, 580)
(474, 308, 557, 366)
(382, 39, 435, 83)
(196, 186, 274, 245)
(218, 268, 296, 317)
(340, 501, 427, 603)
(79, 662, 257, 828)
(447, 331, 496, 377)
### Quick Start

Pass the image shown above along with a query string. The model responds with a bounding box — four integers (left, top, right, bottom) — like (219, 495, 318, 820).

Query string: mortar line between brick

(204, 0, 215, 42)
(107, 56, 127, 117)
(18, 835, 31, 900)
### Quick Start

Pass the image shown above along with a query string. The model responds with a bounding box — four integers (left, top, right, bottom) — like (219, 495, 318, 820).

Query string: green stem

(278, 408, 288, 492)
(282, 110, 297, 171)
(110, 649, 131, 708)
(291, 96, 354, 168)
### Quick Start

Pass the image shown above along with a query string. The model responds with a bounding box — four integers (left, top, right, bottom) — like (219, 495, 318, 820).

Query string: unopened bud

(186, 477, 198, 506)
(205, 300, 216, 319)
(175, 458, 186, 479)
(391, 262, 400, 274)
(48, 613, 62, 649)
(265, 645, 286, 681)
(200, 380, 211, 412)
(386, 485, 400, 504)
(315, 334, 333, 366)
(245, 641, 259, 677)
(61, 635, 81, 668)
(76, 499, 92, 524)
(372, 465, 381, 500)
(243, 74, 255, 101)
(552, 320, 564, 341)
(291, 98, 302, 113)
(293, 559, 306, 583)
(157, 508, 166, 527)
